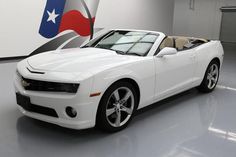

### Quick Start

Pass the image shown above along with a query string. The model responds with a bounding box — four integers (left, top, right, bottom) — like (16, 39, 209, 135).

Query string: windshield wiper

(111, 50, 125, 55)
(126, 52, 142, 56)
(112, 50, 142, 56)
(82, 45, 92, 48)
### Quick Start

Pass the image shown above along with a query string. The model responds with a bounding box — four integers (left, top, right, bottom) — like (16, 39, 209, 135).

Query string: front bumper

(14, 68, 101, 130)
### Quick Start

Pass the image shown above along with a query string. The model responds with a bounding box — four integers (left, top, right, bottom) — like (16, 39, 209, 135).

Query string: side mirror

(156, 47, 177, 58)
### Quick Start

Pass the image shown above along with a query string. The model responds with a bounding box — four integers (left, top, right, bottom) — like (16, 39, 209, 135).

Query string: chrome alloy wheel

(207, 64, 219, 89)
(105, 87, 135, 127)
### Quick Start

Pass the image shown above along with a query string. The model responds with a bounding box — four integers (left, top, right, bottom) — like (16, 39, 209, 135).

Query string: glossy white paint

(154, 47, 197, 101)
(14, 29, 224, 130)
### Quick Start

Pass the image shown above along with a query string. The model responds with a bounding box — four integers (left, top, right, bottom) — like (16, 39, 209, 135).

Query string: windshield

(83, 30, 159, 56)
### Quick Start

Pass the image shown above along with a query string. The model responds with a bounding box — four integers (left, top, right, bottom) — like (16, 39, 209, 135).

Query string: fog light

(65, 107, 77, 118)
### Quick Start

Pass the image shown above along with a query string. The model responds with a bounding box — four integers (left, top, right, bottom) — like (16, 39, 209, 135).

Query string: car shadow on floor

(15, 87, 221, 157)
(135, 88, 200, 117)
(16, 87, 204, 137)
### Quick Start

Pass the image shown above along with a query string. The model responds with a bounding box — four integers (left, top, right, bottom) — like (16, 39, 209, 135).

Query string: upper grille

(19, 75, 79, 94)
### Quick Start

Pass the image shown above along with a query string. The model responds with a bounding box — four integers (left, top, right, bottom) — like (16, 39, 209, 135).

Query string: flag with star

(39, 0, 100, 39)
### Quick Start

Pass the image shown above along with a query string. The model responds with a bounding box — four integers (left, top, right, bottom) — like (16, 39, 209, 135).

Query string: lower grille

(16, 93, 58, 118)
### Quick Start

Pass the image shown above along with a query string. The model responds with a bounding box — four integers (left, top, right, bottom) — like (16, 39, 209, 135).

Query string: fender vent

(27, 67, 45, 74)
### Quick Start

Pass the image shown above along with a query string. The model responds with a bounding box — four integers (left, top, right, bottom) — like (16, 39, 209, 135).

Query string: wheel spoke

(113, 90, 120, 102)
(207, 74, 211, 80)
(115, 111, 121, 127)
(121, 106, 132, 115)
(208, 79, 212, 88)
(106, 107, 116, 116)
(211, 77, 216, 83)
(212, 69, 217, 75)
(207, 76, 211, 82)
(121, 90, 132, 105)
(210, 65, 214, 73)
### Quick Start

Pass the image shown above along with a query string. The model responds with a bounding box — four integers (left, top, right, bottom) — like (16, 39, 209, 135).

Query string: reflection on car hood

(27, 48, 141, 74)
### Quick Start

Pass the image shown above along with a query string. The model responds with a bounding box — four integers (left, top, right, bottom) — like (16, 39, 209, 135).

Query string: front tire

(197, 60, 220, 93)
(96, 81, 138, 132)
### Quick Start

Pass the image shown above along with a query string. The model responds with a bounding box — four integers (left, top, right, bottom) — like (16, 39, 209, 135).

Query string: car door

(154, 49, 197, 101)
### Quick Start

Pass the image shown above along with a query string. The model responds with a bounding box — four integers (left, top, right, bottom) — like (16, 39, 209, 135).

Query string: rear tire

(96, 81, 138, 132)
(197, 60, 220, 93)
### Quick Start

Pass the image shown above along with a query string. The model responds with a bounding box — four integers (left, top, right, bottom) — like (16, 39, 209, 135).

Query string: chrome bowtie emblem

(21, 80, 30, 88)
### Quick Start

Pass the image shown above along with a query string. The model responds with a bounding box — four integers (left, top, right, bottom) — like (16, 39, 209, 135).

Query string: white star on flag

(47, 9, 59, 24)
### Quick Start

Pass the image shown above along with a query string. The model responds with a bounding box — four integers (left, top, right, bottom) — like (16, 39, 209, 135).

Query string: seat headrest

(160, 37, 174, 49)
(175, 37, 189, 50)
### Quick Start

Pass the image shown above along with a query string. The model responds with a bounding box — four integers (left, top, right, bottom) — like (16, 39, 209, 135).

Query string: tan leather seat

(175, 37, 189, 50)
(160, 37, 174, 49)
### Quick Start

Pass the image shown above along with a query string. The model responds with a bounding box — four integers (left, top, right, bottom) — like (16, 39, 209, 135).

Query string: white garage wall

(0, 0, 48, 58)
(95, 0, 175, 35)
(0, 0, 174, 59)
(173, 0, 236, 40)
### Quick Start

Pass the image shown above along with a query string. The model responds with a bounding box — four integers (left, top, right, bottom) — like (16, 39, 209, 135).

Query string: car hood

(27, 48, 141, 74)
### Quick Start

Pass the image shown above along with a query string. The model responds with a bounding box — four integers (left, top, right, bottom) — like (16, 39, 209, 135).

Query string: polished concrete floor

(0, 43, 236, 157)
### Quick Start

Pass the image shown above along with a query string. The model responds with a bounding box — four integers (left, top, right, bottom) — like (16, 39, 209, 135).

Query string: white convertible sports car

(15, 29, 224, 132)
